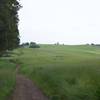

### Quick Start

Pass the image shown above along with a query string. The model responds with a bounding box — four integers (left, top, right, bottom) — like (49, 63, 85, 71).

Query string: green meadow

(17, 45, 100, 100)
(1, 45, 100, 100)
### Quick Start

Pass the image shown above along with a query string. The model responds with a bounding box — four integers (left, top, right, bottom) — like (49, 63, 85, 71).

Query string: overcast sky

(18, 0, 100, 44)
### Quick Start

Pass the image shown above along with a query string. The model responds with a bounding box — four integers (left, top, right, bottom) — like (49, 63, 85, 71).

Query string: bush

(29, 42, 40, 48)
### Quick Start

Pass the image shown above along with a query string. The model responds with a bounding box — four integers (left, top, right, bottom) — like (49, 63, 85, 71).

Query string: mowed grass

(17, 45, 100, 100)
(0, 58, 16, 100)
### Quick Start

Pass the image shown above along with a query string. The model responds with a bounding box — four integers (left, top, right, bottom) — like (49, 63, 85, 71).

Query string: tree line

(0, 0, 21, 55)
(20, 42, 40, 48)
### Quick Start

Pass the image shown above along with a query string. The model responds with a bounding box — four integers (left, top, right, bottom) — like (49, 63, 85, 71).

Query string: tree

(29, 42, 40, 48)
(91, 43, 95, 46)
(0, 0, 21, 55)
(20, 42, 30, 48)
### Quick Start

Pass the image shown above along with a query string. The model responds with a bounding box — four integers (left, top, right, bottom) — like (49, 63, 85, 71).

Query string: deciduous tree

(0, 0, 21, 55)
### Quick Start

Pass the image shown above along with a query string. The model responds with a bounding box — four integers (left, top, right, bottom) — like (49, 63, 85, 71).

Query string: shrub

(29, 42, 40, 48)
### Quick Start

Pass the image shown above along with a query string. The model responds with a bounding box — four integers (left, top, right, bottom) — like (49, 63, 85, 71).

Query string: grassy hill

(0, 45, 100, 100)
(16, 45, 100, 100)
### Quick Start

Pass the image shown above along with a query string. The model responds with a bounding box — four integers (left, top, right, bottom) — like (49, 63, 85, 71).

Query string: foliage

(29, 42, 40, 48)
(20, 42, 30, 48)
(0, 59, 16, 100)
(20, 42, 40, 48)
(0, 0, 21, 54)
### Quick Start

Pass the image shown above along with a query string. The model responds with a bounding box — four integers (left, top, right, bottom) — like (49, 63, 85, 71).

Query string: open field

(15, 45, 100, 100)
(0, 45, 100, 100)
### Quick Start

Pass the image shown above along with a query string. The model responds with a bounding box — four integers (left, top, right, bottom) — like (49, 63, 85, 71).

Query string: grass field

(0, 58, 16, 100)
(1, 45, 100, 100)
(14, 45, 100, 100)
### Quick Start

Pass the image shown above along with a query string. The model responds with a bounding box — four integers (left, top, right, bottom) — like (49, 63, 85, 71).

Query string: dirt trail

(11, 64, 49, 100)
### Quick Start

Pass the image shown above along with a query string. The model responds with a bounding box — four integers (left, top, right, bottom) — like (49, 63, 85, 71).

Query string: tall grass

(17, 45, 100, 100)
(0, 59, 16, 100)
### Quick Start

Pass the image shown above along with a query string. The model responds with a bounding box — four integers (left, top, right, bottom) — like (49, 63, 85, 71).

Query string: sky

(18, 0, 100, 44)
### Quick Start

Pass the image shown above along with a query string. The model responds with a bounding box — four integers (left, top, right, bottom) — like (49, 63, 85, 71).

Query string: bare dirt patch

(11, 64, 49, 100)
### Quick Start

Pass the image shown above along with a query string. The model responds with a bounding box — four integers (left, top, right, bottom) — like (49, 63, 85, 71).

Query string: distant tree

(91, 43, 95, 46)
(55, 42, 60, 45)
(29, 42, 40, 48)
(95, 44, 100, 46)
(20, 42, 30, 48)
(24, 42, 30, 46)
(86, 43, 89, 45)
(57, 42, 59, 45)
(20, 42, 40, 48)
(30, 42, 36, 45)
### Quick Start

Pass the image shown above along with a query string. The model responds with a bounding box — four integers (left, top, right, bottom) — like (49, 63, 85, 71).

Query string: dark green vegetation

(15, 45, 100, 100)
(0, 0, 21, 98)
(20, 42, 40, 48)
(0, 0, 21, 55)
(0, 58, 16, 100)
